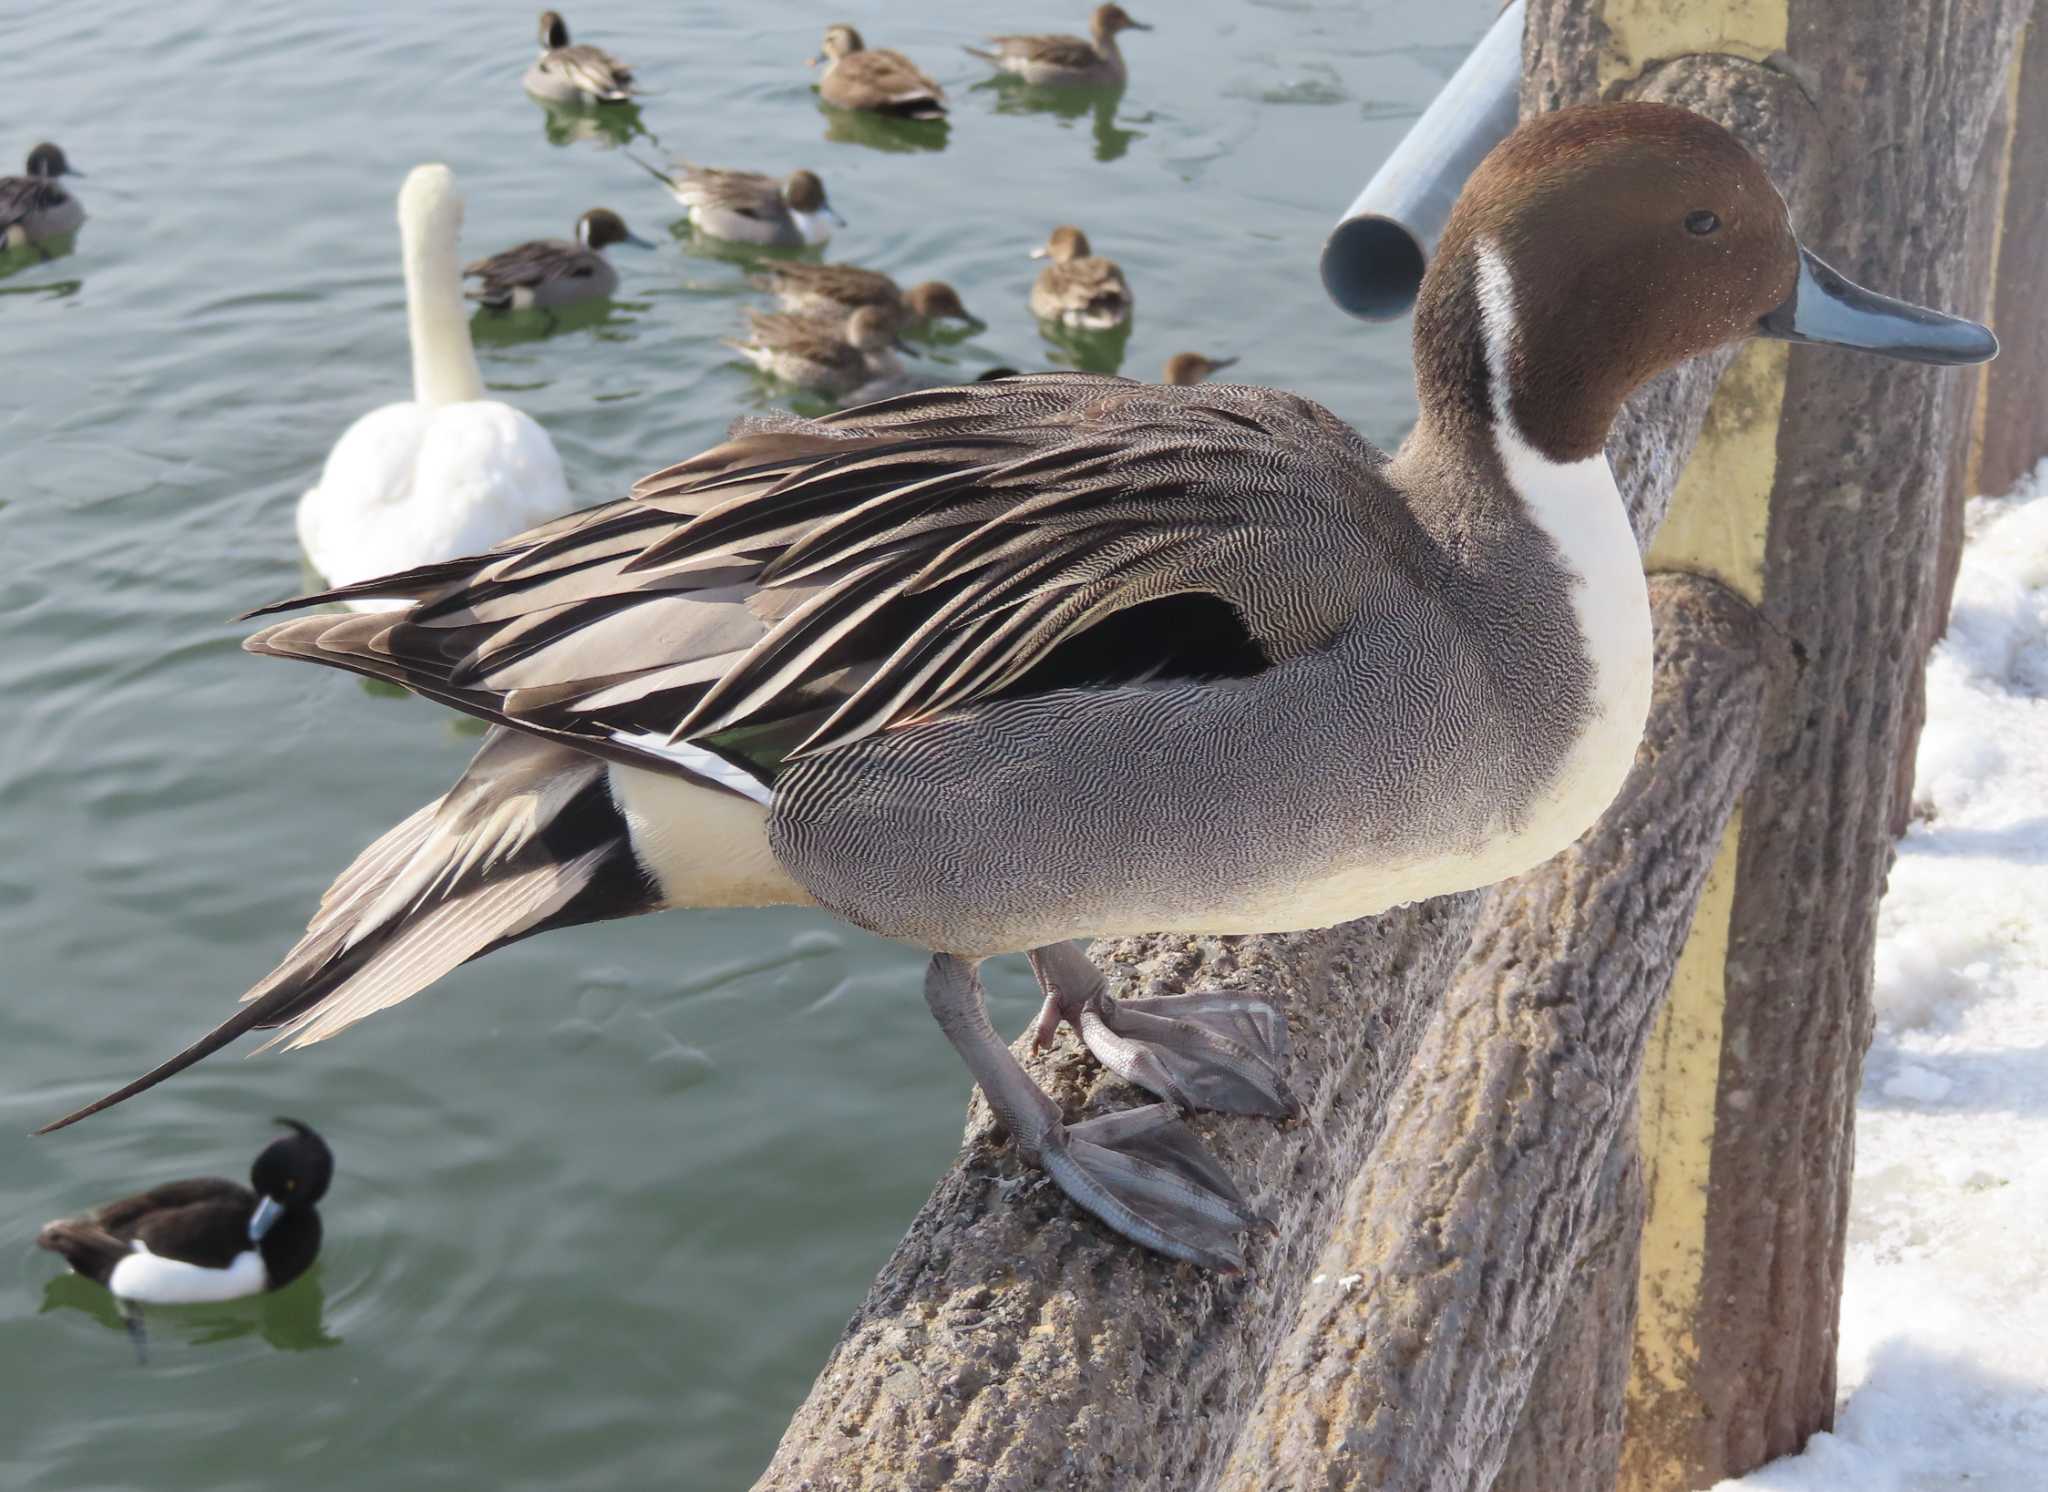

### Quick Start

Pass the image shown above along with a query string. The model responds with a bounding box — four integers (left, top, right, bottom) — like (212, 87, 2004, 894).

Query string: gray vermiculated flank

(464, 238, 618, 310)
(0, 173, 83, 245)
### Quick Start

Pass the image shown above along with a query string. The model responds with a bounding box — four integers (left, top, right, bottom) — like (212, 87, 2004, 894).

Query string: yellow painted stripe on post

(1965, 40, 2026, 498)
(1594, 4, 1792, 1486)
(1646, 341, 1786, 604)
(1628, 812, 1738, 1390)
(1595, 0, 1786, 92)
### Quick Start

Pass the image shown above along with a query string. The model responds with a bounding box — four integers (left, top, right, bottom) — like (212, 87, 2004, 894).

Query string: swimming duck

(751, 262, 980, 333)
(39, 106, 1994, 1273)
(37, 1120, 332, 1303)
(0, 143, 84, 251)
(1163, 351, 1236, 385)
(728, 304, 911, 399)
(523, 9, 637, 105)
(812, 24, 948, 120)
(298, 166, 572, 606)
(968, 5, 1151, 88)
(641, 161, 842, 249)
(464, 207, 651, 311)
(1030, 224, 1132, 329)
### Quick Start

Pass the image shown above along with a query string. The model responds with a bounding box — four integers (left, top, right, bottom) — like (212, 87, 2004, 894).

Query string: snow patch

(1719, 458, 2048, 1491)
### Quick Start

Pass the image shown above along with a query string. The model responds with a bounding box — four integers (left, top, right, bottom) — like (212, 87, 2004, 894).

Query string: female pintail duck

(751, 262, 980, 333)
(464, 207, 652, 311)
(298, 166, 572, 607)
(968, 5, 1151, 88)
(811, 24, 948, 120)
(38, 106, 1995, 1273)
(1163, 351, 1236, 385)
(1030, 224, 1132, 329)
(37, 1120, 332, 1303)
(728, 304, 911, 400)
(524, 9, 637, 105)
(639, 160, 842, 249)
(1, 143, 84, 251)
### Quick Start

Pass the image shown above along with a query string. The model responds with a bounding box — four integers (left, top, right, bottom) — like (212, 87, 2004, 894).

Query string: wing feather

(237, 376, 1394, 788)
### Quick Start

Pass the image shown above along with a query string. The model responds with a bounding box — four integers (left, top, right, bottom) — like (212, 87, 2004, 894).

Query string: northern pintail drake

(39, 106, 1995, 1272)
(751, 262, 980, 333)
(37, 1120, 332, 1304)
(299, 166, 572, 608)
(1, 143, 84, 251)
(1163, 351, 1236, 385)
(644, 161, 842, 249)
(727, 304, 910, 399)
(523, 9, 637, 105)
(1030, 223, 1132, 329)
(968, 5, 1151, 88)
(464, 207, 651, 311)
(812, 24, 948, 120)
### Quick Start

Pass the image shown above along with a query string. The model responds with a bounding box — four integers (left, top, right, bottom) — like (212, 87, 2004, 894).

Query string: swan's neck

(401, 195, 484, 408)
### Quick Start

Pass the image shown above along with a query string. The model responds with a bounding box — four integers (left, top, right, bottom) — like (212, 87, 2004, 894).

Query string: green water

(1, 0, 1488, 1484)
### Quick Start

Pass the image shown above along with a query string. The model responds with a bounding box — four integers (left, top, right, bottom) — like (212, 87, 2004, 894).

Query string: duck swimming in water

(811, 24, 948, 121)
(727, 304, 913, 401)
(1029, 223, 1133, 329)
(38, 107, 1995, 1272)
(968, 5, 1152, 88)
(464, 207, 652, 312)
(37, 1119, 333, 1304)
(750, 262, 980, 334)
(639, 160, 843, 249)
(523, 9, 638, 105)
(0, 143, 84, 252)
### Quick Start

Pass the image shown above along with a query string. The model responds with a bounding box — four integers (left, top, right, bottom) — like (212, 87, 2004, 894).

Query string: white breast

(107, 1242, 268, 1304)
(790, 209, 835, 247)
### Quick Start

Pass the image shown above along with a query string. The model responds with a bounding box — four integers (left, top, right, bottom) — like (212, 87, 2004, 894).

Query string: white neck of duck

(1470, 238, 1653, 827)
(399, 168, 485, 408)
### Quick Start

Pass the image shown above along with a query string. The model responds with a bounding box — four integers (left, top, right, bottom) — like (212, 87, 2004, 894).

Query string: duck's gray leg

(1027, 941, 1299, 1119)
(925, 952, 1259, 1271)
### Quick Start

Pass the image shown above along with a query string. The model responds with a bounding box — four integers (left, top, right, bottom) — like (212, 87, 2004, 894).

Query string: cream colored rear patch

(607, 764, 813, 910)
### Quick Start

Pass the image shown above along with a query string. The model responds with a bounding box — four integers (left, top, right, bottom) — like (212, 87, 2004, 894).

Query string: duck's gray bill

(1759, 246, 1998, 366)
(248, 1195, 285, 1243)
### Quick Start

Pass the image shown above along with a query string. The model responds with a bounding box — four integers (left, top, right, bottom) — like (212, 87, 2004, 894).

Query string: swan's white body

(298, 166, 571, 610)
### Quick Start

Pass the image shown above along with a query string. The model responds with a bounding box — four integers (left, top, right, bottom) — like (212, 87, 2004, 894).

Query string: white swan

(298, 165, 572, 610)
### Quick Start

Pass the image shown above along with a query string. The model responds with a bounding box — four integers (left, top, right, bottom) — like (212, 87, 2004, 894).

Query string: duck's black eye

(1685, 210, 1721, 236)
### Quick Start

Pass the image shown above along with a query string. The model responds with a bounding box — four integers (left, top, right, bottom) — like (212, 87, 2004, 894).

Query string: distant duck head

(577, 206, 652, 252)
(247, 1117, 334, 1242)
(1092, 5, 1152, 42)
(1031, 224, 1091, 263)
(537, 8, 571, 50)
(26, 142, 78, 179)
(1409, 102, 1999, 465)
(1164, 351, 1238, 385)
(903, 280, 979, 326)
(782, 169, 844, 226)
(812, 24, 865, 66)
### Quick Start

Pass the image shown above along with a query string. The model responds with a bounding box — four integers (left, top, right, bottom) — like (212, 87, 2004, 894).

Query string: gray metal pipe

(1322, 1, 1526, 321)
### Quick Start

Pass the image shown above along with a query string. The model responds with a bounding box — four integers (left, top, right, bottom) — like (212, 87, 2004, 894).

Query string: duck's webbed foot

(925, 953, 1260, 1271)
(1028, 941, 1299, 1119)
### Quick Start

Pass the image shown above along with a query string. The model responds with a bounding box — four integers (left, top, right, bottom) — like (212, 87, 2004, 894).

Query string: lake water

(0, 0, 1491, 1485)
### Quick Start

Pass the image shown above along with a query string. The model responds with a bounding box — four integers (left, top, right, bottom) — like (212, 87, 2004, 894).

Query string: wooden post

(1525, 1, 2040, 1486)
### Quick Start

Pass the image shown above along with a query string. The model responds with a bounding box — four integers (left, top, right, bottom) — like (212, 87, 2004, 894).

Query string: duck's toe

(1077, 990, 1299, 1120)
(1036, 1103, 1261, 1272)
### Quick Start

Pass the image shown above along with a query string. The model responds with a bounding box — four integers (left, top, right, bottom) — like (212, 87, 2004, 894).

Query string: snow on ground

(1719, 459, 2048, 1491)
